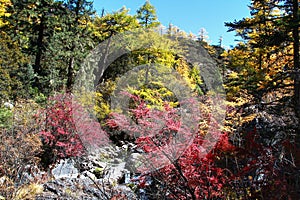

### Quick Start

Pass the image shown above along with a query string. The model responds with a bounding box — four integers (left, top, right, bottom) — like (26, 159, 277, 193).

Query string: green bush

(0, 107, 12, 129)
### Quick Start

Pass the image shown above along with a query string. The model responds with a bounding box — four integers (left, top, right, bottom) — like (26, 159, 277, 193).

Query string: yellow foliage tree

(224, 0, 294, 102)
(0, 0, 10, 27)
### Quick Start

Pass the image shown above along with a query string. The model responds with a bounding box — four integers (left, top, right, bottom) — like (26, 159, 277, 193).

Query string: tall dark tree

(225, 1, 300, 197)
(2, 0, 60, 91)
(1, 0, 95, 93)
(291, 0, 300, 119)
(225, 0, 299, 104)
(44, 0, 95, 91)
(63, 0, 95, 91)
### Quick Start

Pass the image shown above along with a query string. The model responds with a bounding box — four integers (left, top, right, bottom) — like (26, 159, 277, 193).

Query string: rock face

(36, 144, 141, 199)
(243, 101, 298, 146)
(36, 176, 137, 200)
(36, 177, 104, 200)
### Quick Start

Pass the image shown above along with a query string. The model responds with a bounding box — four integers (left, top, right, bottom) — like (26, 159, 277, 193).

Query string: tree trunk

(293, 0, 300, 119)
(66, 56, 74, 92)
(33, 14, 45, 89)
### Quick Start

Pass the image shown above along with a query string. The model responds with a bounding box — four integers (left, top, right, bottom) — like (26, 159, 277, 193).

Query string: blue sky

(93, 0, 251, 48)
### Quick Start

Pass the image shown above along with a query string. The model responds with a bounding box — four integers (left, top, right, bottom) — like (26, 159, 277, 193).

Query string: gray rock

(51, 159, 79, 179)
(36, 177, 110, 200)
(37, 145, 139, 199)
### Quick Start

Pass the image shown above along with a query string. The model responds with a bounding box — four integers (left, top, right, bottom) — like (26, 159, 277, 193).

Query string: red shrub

(39, 93, 109, 166)
(107, 93, 294, 199)
(106, 93, 230, 199)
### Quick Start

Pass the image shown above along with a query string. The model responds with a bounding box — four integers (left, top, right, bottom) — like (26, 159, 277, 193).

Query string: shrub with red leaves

(107, 93, 296, 199)
(106, 93, 231, 199)
(225, 128, 299, 199)
(39, 93, 109, 167)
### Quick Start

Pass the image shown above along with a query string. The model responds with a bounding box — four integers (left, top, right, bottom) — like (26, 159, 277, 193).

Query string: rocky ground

(29, 144, 145, 199)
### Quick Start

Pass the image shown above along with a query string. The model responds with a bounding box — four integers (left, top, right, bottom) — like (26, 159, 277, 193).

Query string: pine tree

(62, 0, 95, 91)
(0, 32, 29, 100)
(136, 0, 160, 28)
(290, 0, 300, 118)
(2, 0, 65, 93)
(225, 0, 296, 100)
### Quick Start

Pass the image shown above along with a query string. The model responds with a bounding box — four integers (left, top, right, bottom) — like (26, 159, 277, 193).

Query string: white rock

(4, 102, 13, 109)
(51, 159, 79, 179)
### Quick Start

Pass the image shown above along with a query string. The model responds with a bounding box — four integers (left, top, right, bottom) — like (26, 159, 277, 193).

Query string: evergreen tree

(61, 0, 95, 91)
(2, 0, 65, 93)
(1, 0, 95, 93)
(225, 0, 297, 100)
(0, 32, 29, 100)
(136, 0, 160, 28)
(290, 0, 300, 119)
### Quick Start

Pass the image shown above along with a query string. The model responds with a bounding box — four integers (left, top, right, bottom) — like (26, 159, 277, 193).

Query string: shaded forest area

(0, 0, 300, 199)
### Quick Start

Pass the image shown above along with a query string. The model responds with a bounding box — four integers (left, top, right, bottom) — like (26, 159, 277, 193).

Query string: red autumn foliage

(106, 93, 298, 199)
(36, 92, 297, 199)
(106, 93, 229, 199)
(107, 93, 201, 169)
(39, 93, 109, 166)
(226, 128, 299, 200)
